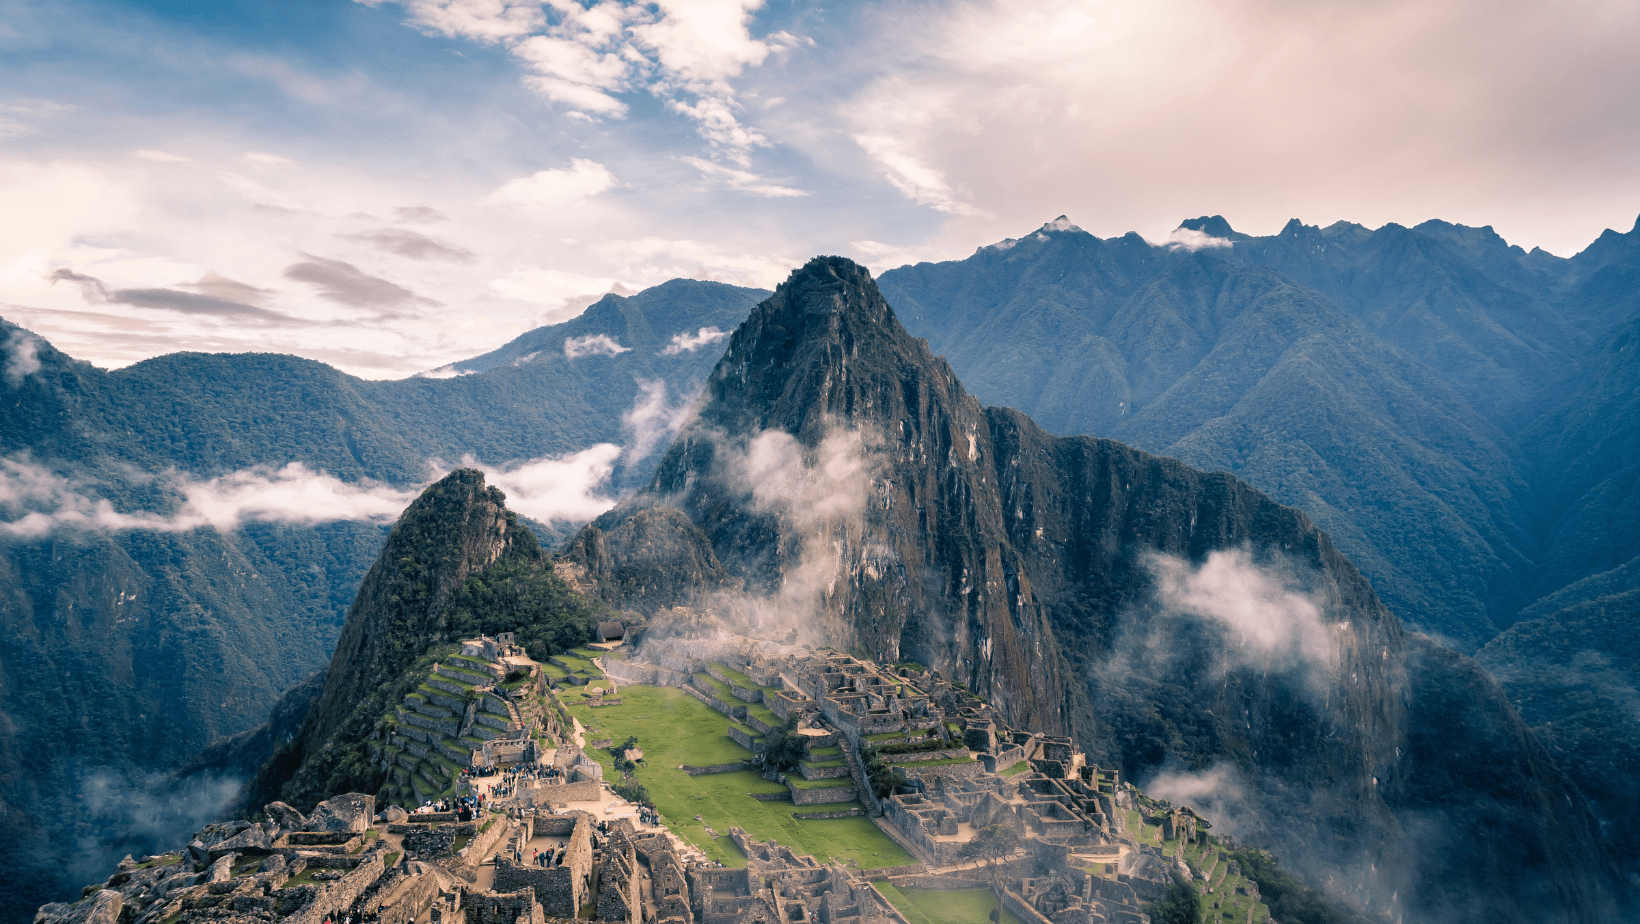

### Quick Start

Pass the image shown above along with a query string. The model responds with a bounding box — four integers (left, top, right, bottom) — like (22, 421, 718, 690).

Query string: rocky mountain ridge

(569, 256, 1621, 923)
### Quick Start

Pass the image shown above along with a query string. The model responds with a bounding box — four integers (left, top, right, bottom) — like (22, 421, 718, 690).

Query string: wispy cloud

(376, 0, 794, 161)
(340, 227, 476, 262)
(283, 254, 437, 310)
(659, 325, 728, 356)
(681, 156, 806, 197)
(3, 330, 41, 387)
(50, 268, 299, 324)
(484, 159, 617, 209)
(853, 133, 985, 217)
(1162, 227, 1233, 252)
(563, 332, 630, 358)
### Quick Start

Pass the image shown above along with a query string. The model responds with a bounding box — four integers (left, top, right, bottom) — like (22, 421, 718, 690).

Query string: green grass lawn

(807, 746, 842, 759)
(999, 761, 1030, 776)
(874, 885, 1023, 924)
(573, 685, 911, 869)
(897, 756, 976, 767)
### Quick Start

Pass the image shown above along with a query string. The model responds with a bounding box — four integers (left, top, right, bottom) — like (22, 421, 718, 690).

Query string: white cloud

(372, 0, 787, 159)
(414, 362, 477, 379)
(394, 0, 546, 43)
(853, 134, 986, 217)
(621, 377, 695, 461)
(0, 458, 417, 537)
(239, 151, 296, 167)
(1, 448, 626, 535)
(467, 443, 622, 524)
(659, 325, 729, 355)
(133, 149, 191, 163)
(681, 156, 806, 197)
(484, 159, 617, 209)
(563, 332, 630, 358)
(1149, 549, 1336, 668)
(1163, 227, 1232, 251)
(4, 330, 41, 387)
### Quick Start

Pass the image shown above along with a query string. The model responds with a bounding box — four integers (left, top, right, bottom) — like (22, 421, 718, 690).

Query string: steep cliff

(571, 257, 1619, 923)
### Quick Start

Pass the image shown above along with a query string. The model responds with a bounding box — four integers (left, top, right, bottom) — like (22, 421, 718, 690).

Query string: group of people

(523, 845, 565, 868)
(417, 792, 483, 822)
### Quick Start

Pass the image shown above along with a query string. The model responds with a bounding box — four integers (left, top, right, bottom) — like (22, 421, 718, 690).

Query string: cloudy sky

(2, 0, 1638, 379)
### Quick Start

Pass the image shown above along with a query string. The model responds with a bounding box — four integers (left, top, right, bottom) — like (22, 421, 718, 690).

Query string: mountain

(0, 278, 766, 924)
(876, 223, 1540, 649)
(1477, 556, 1640, 871)
(569, 256, 1620, 923)
(244, 468, 598, 812)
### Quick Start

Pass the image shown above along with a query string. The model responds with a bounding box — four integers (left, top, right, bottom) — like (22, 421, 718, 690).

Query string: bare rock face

(569, 256, 1619, 924)
(31, 890, 121, 924)
(307, 793, 375, 834)
(263, 801, 306, 831)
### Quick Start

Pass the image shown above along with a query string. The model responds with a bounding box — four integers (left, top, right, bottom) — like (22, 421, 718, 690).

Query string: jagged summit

(1177, 214, 1242, 240)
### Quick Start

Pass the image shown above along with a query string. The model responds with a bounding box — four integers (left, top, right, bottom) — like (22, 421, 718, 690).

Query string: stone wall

(727, 725, 763, 752)
(375, 868, 441, 924)
(283, 848, 387, 924)
(878, 749, 971, 764)
(898, 762, 984, 786)
(529, 780, 603, 805)
(493, 813, 593, 917)
(463, 889, 543, 924)
(789, 784, 857, 805)
(682, 761, 758, 776)
(790, 808, 866, 819)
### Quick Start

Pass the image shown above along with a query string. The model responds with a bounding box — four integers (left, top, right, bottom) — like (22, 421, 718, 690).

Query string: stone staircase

(839, 730, 883, 816)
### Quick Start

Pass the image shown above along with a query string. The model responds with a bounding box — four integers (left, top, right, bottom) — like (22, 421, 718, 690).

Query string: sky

(2, 0, 1638, 379)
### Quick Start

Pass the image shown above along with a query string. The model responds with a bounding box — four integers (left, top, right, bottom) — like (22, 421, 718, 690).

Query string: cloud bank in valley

(0, 444, 630, 539)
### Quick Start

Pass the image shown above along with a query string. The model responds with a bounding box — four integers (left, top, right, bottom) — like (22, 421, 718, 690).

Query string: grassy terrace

(439, 663, 494, 684)
(863, 731, 912, 743)
(711, 662, 753, 685)
(999, 761, 1030, 776)
(694, 673, 734, 700)
(800, 759, 845, 769)
(896, 756, 976, 767)
(744, 702, 782, 727)
(788, 776, 854, 790)
(569, 685, 910, 869)
(730, 723, 765, 743)
(553, 654, 598, 671)
(874, 885, 1023, 924)
(807, 746, 842, 759)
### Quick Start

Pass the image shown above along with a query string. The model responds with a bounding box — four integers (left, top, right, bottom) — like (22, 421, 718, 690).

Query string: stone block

(308, 793, 376, 833)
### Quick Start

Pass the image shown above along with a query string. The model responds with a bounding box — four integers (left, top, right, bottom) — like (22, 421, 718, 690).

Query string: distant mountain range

(3, 212, 1638, 923)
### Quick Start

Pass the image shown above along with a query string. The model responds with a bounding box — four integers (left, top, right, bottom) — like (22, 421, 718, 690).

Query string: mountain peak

(1178, 214, 1239, 239)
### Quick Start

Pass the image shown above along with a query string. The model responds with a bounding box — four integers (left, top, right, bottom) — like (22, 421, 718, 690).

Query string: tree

(760, 718, 807, 772)
(960, 823, 1021, 894)
(1143, 883, 1202, 924)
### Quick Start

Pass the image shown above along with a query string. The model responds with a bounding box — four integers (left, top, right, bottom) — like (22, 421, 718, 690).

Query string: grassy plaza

(569, 685, 913, 869)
